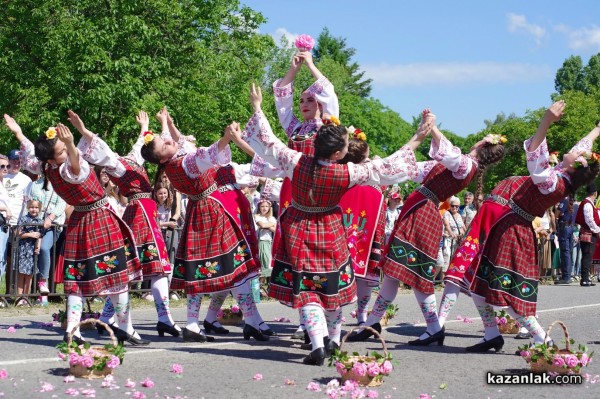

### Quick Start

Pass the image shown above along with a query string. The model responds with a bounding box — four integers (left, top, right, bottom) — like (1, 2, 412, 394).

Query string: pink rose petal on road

(306, 382, 321, 392)
(141, 378, 154, 388)
(456, 314, 463, 321)
(125, 378, 136, 388)
(171, 364, 183, 374)
(253, 374, 263, 381)
(463, 317, 474, 323)
(420, 395, 432, 399)
(6, 327, 16, 333)
(81, 388, 96, 397)
(65, 388, 79, 396)
(38, 382, 54, 392)
(132, 391, 146, 399)
(0, 370, 7, 379)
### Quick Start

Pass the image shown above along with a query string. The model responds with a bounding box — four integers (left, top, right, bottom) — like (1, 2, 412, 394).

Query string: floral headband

(549, 151, 559, 165)
(143, 131, 155, 146)
(575, 151, 600, 168)
(258, 199, 272, 206)
(347, 126, 367, 141)
(485, 134, 507, 145)
(321, 116, 341, 126)
(45, 127, 57, 140)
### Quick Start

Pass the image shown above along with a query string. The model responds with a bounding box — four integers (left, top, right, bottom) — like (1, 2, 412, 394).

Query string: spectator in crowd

(28, 175, 67, 302)
(533, 207, 554, 278)
(440, 196, 465, 283)
(15, 199, 43, 305)
(3, 149, 32, 293)
(575, 183, 599, 287)
(571, 199, 582, 281)
(0, 155, 13, 293)
(95, 167, 127, 217)
(384, 192, 402, 244)
(555, 194, 575, 284)
(461, 191, 477, 228)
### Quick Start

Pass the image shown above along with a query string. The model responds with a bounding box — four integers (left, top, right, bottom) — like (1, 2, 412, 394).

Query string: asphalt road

(0, 284, 599, 399)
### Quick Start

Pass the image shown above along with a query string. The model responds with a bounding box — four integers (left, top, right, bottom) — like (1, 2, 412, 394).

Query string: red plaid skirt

(380, 192, 442, 294)
(171, 193, 259, 294)
(63, 206, 141, 297)
(122, 198, 169, 277)
(467, 212, 540, 316)
(268, 206, 356, 310)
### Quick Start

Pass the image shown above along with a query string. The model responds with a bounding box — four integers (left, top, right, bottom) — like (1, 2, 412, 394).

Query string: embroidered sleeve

(77, 134, 126, 178)
(568, 137, 593, 154)
(415, 161, 437, 183)
(249, 154, 285, 178)
(306, 76, 339, 118)
(125, 134, 145, 166)
(243, 111, 301, 179)
(61, 148, 91, 184)
(348, 145, 418, 187)
(19, 138, 43, 175)
(273, 78, 297, 136)
(261, 178, 282, 202)
(523, 136, 557, 194)
(429, 135, 472, 177)
(231, 162, 257, 187)
(583, 202, 600, 233)
(182, 140, 231, 178)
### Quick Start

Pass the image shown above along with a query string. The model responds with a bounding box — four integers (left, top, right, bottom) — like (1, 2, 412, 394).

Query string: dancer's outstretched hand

(250, 83, 262, 112)
(4, 114, 22, 137)
(56, 123, 74, 146)
(136, 110, 149, 131)
(546, 100, 565, 123)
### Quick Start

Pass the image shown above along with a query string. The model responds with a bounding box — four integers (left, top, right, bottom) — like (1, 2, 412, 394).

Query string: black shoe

(465, 335, 504, 353)
(243, 324, 270, 341)
(407, 327, 445, 346)
(203, 320, 230, 334)
(555, 279, 573, 285)
(580, 281, 596, 287)
(515, 331, 532, 340)
(114, 327, 151, 346)
(156, 321, 181, 337)
(258, 321, 276, 336)
(302, 347, 325, 366)
(182, 327, 207, 342)
(345, 323, 382, 342)
(324, 337, 339, 357)
(63, 332, 85, 346)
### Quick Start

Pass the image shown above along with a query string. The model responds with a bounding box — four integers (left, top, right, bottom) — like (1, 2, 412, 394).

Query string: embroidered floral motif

(195, 261, 221, 279)
(140, 245, 158, 263)
(339, 266, 353, 286)
(301, 275, 328, 291)
(66, 262, 85, 280)
(524, 137, 548, 162)
(274, 268, 293, 286)
(233, 245, 250, 266)
(273, 80, 293, 98)
(95, 256, 119, 275)
(173, 263, 185, 278)
(124, 243, 131, 257)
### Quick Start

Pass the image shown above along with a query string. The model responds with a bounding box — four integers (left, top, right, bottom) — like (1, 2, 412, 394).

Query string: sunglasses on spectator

(0, 165, 8, 169)
(450, 205, 460, 208)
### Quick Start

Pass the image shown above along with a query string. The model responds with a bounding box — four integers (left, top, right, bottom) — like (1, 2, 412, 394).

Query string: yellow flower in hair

(488, 134, 507, 145)
(329, 116, 341, 126)
(45, 127, 57, 140)
(143, 131, 155, 146)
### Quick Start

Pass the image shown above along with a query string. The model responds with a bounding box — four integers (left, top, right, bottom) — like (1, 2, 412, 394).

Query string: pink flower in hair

(295, 34, 315, 51)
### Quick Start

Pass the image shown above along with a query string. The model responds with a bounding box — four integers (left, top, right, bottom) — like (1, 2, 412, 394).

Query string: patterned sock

(296, 309, 305, 332)
(325, 308, 343, 345)
(515, 314, 546, 344)
(151, 276, 178, 329)
(472, 294, 499, 341)
(186, 294, 202, 333)
(300, 304, 325, 351)
(65, 295, 83, 338)
(243, 279, 271, 332)
(365, 276, 398, 327)
(413, 289, 441, 338)
(110, 292, 137, 337)
(437, 283, 459, 326)
(205, 291, 228, 327)
(355, 279, 372, 324)
(232, 283, 259, 329)
(99, 297, 116, 326)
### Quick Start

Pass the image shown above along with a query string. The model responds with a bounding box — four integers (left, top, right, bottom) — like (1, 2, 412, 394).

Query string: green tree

(0, 0, 273, 164)
(555, 55, 585, 94)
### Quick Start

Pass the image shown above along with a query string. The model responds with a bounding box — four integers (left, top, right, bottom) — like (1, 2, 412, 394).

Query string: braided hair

(33, 135, 58, 191)
(307, 124, 348, 204)
(474, 143, 506, 209)
(339, 138, 368, 165)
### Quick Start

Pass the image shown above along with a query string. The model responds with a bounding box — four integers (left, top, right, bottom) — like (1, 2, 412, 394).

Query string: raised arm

(57, 123, 80, 176)
(527, 100, 565, 152)
(298, 51, 323, 82)
(404, 110, 434, 152)
(276, 54, 302, 88)
(4, 114, 43, 174)
(4, 114, 27, 144)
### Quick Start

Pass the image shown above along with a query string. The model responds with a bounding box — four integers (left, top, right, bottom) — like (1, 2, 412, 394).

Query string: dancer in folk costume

(68, 110, 179, 339)
(336, 129, 387, 327)
(348, 111, 506, 344)
(273, 50, 340, 340)
(228, 83, 429, 365)
(441, 101, 600, 352)
(5, 114, 144, 345)
(140, 109, 269, 343)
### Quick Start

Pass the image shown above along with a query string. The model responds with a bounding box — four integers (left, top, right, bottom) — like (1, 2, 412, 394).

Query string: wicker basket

(527, 320, 584, 375)
(498, 318, 519, 334)
(67, 319, 119, 379)
(217, 314, 243, 325)
(338, 326, 389, 387)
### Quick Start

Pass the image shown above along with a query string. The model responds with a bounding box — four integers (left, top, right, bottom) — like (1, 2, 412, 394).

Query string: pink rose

(132, 391, 147, 399)
(79, 355, 94, 368)
(171, 363, 184, 374)
(351, 361, 367, 377)
(216, 310, 224, 319)
(295, 34, 315, 51)
(57, 352, 66, 361)
(306, 382, 321, 392)
(106, 355, 120, 369)
(141, 378, 154, 388)
(380, 360, 393, 375)
(553, 355, 565, 367)
(499, 317, 507, 325)
(230, 305, 240, 314)
(335, 362, 347, 376)
(125, 378, 136, 388)
(253, 373, 263, 381)
(367, 390, 379, 398)
(566, 354, 579, 368)
(0, 369, 8, 379)
(367, 362, 381, 377)
(580, 353, 590, 367)
(68, 353, 80, 366)
(342, 380, 359, 391)
(65, 388, 79, 396)
(520, 351, 531, 359)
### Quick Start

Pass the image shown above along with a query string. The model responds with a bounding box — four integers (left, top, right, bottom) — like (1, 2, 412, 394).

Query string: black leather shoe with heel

(258, 321, 276, 336)
(323, 337, 339, 357)
(302, 347, 325, 366)
(114, 327, 151, 346)
(407, 327, 445, 346)
(345, 323, 382, 342)
(156, 321, 181, 337)
(465, 335, 504, 353)
(203, 320, 229, 334)
(63, 333, 85, 346)
(243, 324, 270, 341)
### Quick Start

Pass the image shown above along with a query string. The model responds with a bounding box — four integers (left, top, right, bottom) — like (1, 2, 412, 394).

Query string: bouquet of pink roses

(217, 304, 244, 325)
